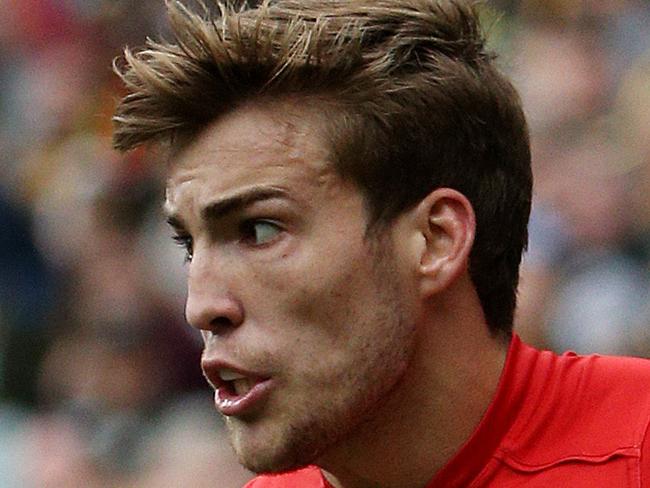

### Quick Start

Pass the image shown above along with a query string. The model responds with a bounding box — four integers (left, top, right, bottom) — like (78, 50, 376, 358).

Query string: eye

(172, 233, 194, 262)
(239, 220, 282, 246)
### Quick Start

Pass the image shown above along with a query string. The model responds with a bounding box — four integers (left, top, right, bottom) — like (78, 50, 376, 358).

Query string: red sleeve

(642, 419, 650, 486)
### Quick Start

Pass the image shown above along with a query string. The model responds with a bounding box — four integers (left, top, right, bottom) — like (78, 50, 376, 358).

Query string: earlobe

(416, 189, 476, 297)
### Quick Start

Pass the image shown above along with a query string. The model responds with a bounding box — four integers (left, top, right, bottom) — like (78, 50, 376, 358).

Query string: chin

(227, 419, 320, 474)
(236, 443, 315, 475)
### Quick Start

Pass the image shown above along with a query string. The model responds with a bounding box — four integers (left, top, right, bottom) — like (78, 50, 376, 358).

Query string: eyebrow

(166, 214, 186, 232)
(165, 186, 289, 231)
(201, 187, 289, 221)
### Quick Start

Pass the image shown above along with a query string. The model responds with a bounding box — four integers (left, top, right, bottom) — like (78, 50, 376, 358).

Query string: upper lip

(201, 356, 269, 390)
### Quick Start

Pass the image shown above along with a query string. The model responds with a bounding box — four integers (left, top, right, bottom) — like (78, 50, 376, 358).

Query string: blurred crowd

(1, 0, 649, 486)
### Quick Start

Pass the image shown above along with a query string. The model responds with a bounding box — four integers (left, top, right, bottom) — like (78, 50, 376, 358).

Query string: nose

(184, 252, 244, 334)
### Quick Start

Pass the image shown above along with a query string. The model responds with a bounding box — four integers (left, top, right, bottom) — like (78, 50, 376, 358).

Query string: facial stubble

(227, 233, 418, 474)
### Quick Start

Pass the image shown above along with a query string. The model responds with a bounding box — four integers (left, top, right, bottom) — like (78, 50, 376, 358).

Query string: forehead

(165, 100, 336, 209)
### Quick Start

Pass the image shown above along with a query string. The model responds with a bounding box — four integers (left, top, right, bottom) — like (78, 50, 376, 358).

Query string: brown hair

(113, 0, 532, 335)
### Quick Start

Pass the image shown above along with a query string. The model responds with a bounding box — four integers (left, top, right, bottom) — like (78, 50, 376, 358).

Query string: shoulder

(520, 344, 650, 422)
(244, 466, 327, 488)
(504, 347, 650, 466)
(554, 352, 650, 418)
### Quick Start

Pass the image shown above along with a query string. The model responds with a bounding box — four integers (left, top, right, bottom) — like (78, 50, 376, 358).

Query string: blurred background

(1, 0, 649, 486)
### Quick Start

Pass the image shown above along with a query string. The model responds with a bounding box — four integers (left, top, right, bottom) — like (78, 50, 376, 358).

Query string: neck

(318, 279, 509, 488)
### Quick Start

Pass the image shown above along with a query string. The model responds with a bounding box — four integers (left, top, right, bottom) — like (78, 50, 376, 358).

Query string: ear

(414, 188, 476, 298)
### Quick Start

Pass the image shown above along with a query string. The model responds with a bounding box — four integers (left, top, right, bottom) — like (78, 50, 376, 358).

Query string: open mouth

(212, 368, 273, 417)
(219, 369, 260, 397)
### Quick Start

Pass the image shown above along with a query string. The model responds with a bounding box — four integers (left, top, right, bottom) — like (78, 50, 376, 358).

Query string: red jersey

(245, 335, 650, 487)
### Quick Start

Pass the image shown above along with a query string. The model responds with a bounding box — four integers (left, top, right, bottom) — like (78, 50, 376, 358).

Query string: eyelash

(172, 233, 193, 263)
(171, 219, 283, 263)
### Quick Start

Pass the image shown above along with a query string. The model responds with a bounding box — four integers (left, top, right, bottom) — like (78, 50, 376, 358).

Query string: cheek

(250, 232, 364, 295)
(284, 256, 363, 319)
(246, 247, 372, 353)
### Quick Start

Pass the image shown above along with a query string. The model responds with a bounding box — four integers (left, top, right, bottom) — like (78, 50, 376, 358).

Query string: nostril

(185, 293, 245, 332)
(211, 316, 237, 330)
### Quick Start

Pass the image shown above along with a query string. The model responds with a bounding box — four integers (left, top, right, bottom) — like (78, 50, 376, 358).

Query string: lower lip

(215, 379, 274, 417)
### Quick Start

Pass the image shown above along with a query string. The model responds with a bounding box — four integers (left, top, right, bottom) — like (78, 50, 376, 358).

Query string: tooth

(220, 369, 247, 381)
(233, 378, 254, 396)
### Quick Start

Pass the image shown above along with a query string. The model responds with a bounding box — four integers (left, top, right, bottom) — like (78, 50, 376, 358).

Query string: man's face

(165, 101, 418, 473)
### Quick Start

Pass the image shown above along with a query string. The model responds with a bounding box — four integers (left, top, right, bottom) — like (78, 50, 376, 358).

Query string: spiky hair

(113, 0, 490, 150)
(113, 0, 532, 335)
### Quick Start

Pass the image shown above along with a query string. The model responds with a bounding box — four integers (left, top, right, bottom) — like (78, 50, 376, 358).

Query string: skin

(165, 99, 509, 488)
